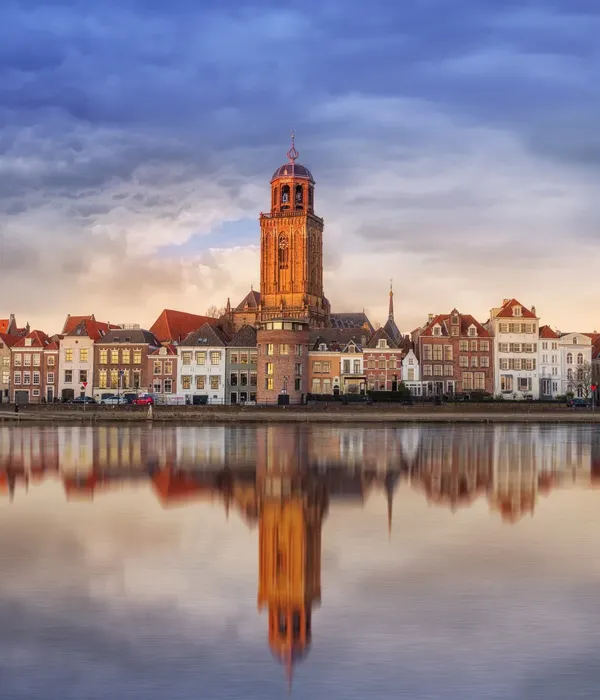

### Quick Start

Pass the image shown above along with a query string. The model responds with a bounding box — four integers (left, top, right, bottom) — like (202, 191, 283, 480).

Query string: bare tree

(206, 305, 225, 318)
(568, 360, 594, 398)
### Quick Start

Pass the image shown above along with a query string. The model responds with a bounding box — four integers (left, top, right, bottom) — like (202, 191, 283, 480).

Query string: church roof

(383, 317, 401, 342)
(235, 289, 261, 311)
(229, 325, 258, 348)
(181, 322, 230, 347)
(329, 312, 374, 333)
(271, 162, 314, 183)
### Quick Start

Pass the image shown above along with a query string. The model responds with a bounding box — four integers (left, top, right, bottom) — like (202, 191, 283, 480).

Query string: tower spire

(388, 279, 394, 322)
(287, 129, 299, 163)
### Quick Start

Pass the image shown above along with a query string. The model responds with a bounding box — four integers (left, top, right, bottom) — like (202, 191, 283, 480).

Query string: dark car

(568, 398, 589, 408)
(70, 396, 96, 404)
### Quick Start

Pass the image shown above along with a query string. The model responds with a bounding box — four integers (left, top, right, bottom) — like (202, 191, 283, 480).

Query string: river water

(0, 423, 599, 699)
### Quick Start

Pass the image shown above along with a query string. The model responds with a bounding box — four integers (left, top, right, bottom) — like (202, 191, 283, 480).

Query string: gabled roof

(383, 317, 401, 343)
(149, 343, 177, 356)
(539, 325, 559, 339)
(67, 318, 114, 341)
(229, 325, 257, 348)
(97, 329, 160, 345)
(12, 330, 54, 349)
(418, 310, 491, 338)
(493, 298, 537, 319)
(234, 290, 261, 311)
(0, 333, 21, 348)
(329, 312, 374, 333)
(150, 309, 218, 344)
(365, 327, 398, 349)
(62, 314, 95, 335)
(181, 322, 230, 348)
(309, 328, 368, 351)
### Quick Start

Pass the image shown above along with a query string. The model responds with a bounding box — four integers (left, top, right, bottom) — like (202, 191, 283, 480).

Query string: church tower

(259, 134, 330, 327)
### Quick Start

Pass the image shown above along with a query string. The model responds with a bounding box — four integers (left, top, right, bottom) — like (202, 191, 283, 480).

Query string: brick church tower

(259, 135, 330, 328)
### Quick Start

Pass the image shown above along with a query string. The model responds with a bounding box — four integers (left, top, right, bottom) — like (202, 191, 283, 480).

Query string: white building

(401, 348, 422, 396)
(538, 326, 561, 399)
(488, 298, 540, 400)
(560, 332, 593, 398)
(177, 323, 228, 405)
(58, 318, 112, 401)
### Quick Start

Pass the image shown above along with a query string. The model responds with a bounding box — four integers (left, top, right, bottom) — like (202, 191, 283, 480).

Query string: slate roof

(97, 329, 160, 346)
(310, 328, 369, 351)
(234, 290, 261, 311)
(229, 325, 257, 348)
(149, 343, 177, 356)
(383, 317, 402, 343)
(150, 309, 218, 343)
(181, 322, 230, 347)
(329, 312, 374, 333)
(365, 327, 398, 349)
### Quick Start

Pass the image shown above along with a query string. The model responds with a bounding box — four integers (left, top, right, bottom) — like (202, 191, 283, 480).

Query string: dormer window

(513, 306, 522, 317)
(377, 339, 388, 349)
(468, 326, 477, 337)
(451, 315, 459, 325)
(319, 343, 327, 351)
(433, 325, 441, 337)
(573, 336, 578, 344)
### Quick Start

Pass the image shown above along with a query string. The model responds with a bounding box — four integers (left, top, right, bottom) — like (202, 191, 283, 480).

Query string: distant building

(401, 348, 421, 396)
(364, 328, 403, 391)
(177, 323, 230, 404)
(560, 332, 593, 398)
(538, 326, 560, 399)
(11, 330, 59, 404)
(226, 289, 262, 333)
(148, 344, 177, 397)
(0, 332, 20, 403)
(226, 325, 258, 405)
(487, 299, 539, 399)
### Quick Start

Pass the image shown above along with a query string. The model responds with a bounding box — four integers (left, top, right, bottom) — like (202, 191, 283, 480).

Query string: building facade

(0, 333, 19, 403)
(538, 326, 561, 399)
(256, 319, 309, 405)
(148, 344, 177, 398)
(11, 331, 59, 404)
(259, 136, 330, 327)
(560, 332, 593, 398)
(178, 323, 229, 404)
(93, 328, 160, 398)
(488, 299, 539, 399)
(364, 329, 403, 391)
(401, 349, 421, 395)
(226, 325, 258, 404)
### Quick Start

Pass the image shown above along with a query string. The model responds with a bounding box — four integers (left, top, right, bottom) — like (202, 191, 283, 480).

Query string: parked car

(568, 398, 589, 408)
(132, 395, 154, 406)
(70, 396, 96, 404)
(100, 395, 128, 405)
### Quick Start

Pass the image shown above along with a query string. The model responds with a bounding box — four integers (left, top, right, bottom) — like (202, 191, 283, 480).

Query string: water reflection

(1, 423, 600, 696)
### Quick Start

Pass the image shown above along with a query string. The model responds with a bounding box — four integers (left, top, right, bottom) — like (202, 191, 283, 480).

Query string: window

(463, 372, 474, 390)
(13, 354, 22, 367)
(13, 372, 21, 385)
(313, 361, 322, 374)
(294, 378, 301, 391)
(423, 344, 433, 360)
(250, 372, 257, 386)
(577, 353, 584, 365)
(407, 368, 415, 381)
(444, 365, 453, 376)
(153, 380, 162, 393)
(230, 372, 238, 386)
(295, 363, 302, 376)
(542, 342, 548, 351)
(542, 354, 548, 364)
(433, 346, 442, 361)
(110, 349, 119, 364)
(79, 370, 87, 383)
(23, 372, 31, 384)
(266, 362, 274, 375)
(459, 340, 468, 352)
(99, 370, 107, 389)
(323, 361, 331, 373)
(378, 357, 385, 370)
(500, 375, 513, 392)
(498, 343, 509, 353)
(468, 326, 477, 337)
(266, 344, 274, 356)
(513, 306, 522, 316)
(24, 354, 31, 366)
(265, 377, 273, 390)
(154, 361, 162, 375)
(471, 356, 478, 367)
(80, 348, 88, 362)
(377, 339, 388, 349)
(512, 359, 522, 371)
(250, 351, 257, 364)
(552, 366, 558, 376)
(433, 325, 441, 336)
(64, 370, 73, 383)
(164, 378, 173, 393)
(469, 340, 477, 351)
(1, 357, 7, 368)
(433, 365, 443, 376)
(32, 389, 40, 397)
(444, 345, 453, 361)
(279, 344, 289, 355)
(510, 343, 521, 353)
(47, 372, 55, 385)
(2, 371, 9, 384)
(499, 323, 509, 333)
(552, 381, 558, 393)
(33, 354, 40, 366)
(499, 358, 508, 370)
(343, 359, 351, 374)
(295, 345, 303, 355)
(195, 351, 206, 365)
(552, 342, 558, 351)
(240, 372, 248, 386)
(518, 377, 532, 391)
(459, 356, 468, 368)
(196, 375, 205, 390)
(165, 360, 173, 374)
(480, 356, 490, 368)
(566, 353, 573, 364)
(524, 324, 534, 334)
(479, 341, 489, 352)
(474, 373, 485, 390)
(451, 327, 459, 336)
(133, 349, 142, 364)
(388, 356, 396, 369)
(312, 378, 321, 393)
(110, 369, 119, 389)
(182, 352, 192, 365)
(367, 357, 376, 369)
(354, 360, 361, 374)
(424, 365, 432, 376)
(182, 375, 192, 390)
(122, 369, 130, 389)
(573, 337, 579, 344)
(240, 352, 249, 364)
(230, 352, 239, 364)
(122, 349, 130, 364)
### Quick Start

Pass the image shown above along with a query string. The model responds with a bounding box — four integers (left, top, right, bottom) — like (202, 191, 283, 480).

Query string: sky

(1, 0, 600, 334)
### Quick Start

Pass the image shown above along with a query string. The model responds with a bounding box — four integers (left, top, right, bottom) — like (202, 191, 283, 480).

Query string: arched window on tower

(308, 186, 314, 209)
(272, 186, 278, 210)
(281, 185, 290, 209)
(278, 235, 289, 269)
(295, 185, 303, 209)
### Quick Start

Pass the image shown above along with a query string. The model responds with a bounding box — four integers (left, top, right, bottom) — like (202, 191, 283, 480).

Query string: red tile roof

(419, 310, 491, 338)
(539, 325, 559, 339)
(494, 299, 536, 319)
(62, 314, 95, 335)
(12, 330, 54, 349)
(0, 320, 10, 334)
(0, 333, 21, 348)
(67, 318, 114, 341)
(150, 309, 218, 343)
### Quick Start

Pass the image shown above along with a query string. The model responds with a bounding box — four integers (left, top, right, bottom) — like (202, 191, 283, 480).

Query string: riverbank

(2, 404, 600, 423)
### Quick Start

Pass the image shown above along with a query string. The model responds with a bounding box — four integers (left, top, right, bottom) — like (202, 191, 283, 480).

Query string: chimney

(9, 313, 14, 322)
(503, 298, 509, 305)
(531, 305, 536, 317)
(428, 314, 434, 323)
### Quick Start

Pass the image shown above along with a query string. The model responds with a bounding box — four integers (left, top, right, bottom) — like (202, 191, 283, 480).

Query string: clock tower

(259, 135, 330, 327)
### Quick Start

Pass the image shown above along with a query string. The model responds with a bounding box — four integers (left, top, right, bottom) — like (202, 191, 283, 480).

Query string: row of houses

(1, 297, 599, 404)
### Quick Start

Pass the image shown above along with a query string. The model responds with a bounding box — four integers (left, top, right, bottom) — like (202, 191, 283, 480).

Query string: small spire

(287, 129, 299, 163)
(250, 283, 253, 291)
(388, 279, 394, 322)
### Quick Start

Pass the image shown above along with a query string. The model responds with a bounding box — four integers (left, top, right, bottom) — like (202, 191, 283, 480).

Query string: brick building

(414, 309, 493, 396)
(11, 330, 59, 404)
(148, 344, 177, 397)
(0, 332, 20, 403)
(226, 325, 258, 405)
(93, 328, 160, 397)
(257, 319, 309, 404)
(364, 328, 405, 391)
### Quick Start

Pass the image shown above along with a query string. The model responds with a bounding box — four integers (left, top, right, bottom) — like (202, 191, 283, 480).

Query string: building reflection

(0, 423, 598, 685)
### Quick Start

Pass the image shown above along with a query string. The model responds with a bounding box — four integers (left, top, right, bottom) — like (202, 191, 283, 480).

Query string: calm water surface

(1, 423, 600, 699)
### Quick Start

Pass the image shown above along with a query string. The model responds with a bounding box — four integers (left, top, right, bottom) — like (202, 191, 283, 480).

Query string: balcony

(260, 210, 324, 224)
